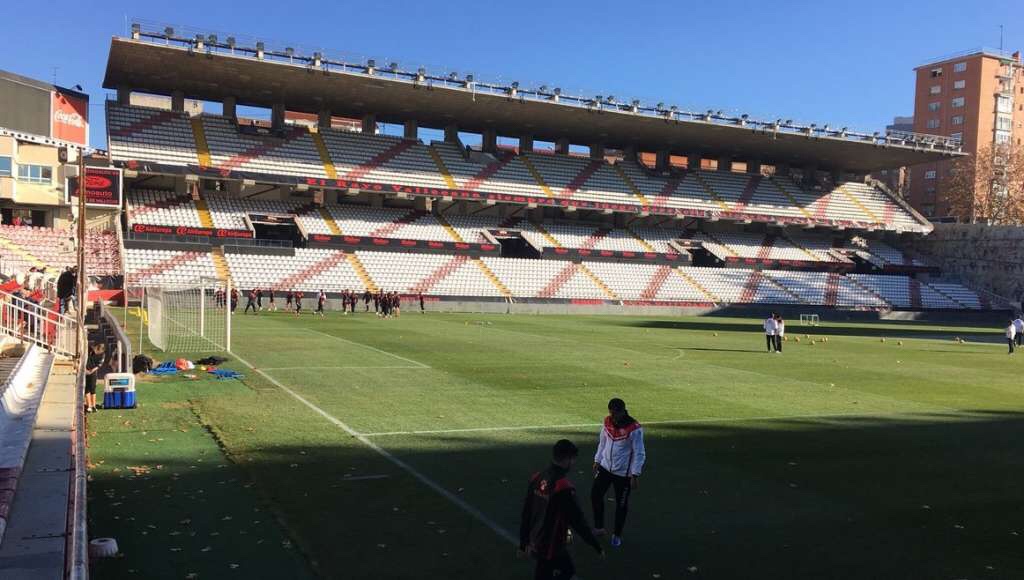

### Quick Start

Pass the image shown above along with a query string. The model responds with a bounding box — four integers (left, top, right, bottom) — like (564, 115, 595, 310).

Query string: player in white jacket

(763, 313, 778, 353)
(591, 398, 646, 548)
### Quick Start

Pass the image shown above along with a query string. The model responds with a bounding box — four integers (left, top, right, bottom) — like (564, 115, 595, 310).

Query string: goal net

(145, 277, 231, 353)
(799, 313, 820, 326)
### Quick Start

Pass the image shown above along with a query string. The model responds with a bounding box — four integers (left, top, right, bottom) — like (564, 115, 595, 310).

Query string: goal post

(799, 313, 820, 326)
(145, 277, 231, 353)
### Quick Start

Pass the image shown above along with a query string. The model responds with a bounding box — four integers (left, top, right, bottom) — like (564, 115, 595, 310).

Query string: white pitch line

(361, 409, 958, 437)
(339, 474, 391, 481)
(260, 366, 422, 371)
(230, 351, 515, 544)
(302, 328, 431, 369)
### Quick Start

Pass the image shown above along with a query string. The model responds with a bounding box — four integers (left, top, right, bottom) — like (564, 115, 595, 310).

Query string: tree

(942, 142, 1024, 224)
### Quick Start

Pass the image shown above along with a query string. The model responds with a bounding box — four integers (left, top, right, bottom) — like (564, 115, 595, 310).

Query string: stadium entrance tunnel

(87, 408, 1024, 579)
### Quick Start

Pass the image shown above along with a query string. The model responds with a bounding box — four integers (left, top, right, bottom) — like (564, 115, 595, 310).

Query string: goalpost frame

(143, 277, 231, 353)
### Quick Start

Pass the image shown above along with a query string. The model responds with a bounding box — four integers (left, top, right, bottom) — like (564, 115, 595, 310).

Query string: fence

(0, 289, 79, 358)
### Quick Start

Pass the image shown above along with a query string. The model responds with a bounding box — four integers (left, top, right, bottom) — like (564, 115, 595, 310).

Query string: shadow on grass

(89, 409, 1024, 579)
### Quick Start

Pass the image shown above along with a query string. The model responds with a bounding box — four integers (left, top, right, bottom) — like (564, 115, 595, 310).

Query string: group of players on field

(214, 288, 422, 317)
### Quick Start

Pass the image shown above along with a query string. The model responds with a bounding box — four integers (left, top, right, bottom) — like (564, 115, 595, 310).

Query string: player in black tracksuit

(519, 439, 604, 580)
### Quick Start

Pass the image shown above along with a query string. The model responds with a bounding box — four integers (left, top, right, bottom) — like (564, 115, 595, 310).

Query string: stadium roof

(103, 32, 964, 174)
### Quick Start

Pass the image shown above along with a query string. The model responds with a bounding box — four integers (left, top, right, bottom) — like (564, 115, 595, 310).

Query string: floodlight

(466, 74, 474, 83)
(285, 47, 295, 57)
(539, 85, 549, 93)
(389, 62, 399, 72)
(511, 81, 520, 89)
(553, 88, 562, 95)
(164, 27, 174, 38)
(227, 37, 236, 48)
(448, 72, 458, 81)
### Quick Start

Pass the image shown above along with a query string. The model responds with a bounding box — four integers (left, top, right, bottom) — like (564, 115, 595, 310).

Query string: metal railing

(66, 358, 89, 580)
(0, 289, 79, 358)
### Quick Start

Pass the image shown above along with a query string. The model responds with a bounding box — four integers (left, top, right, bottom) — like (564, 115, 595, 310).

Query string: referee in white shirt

(763, 313, 778, 353)
(1013, 315, 1024, 347)
(592, 398, 646, 548)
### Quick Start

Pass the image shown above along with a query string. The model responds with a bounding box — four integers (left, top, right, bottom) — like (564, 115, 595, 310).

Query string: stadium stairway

(754, 235, 777, 261)
(613, 164, 651, 207)
(472, 258, 513, 298)
(624, 225, 658, 253)
(309, 128, 338, 179)
(189, 117, 212, 169)
(193, 193, 216, 229)
(318, 207, 342, 235)
(700, 231, 739, 260)
(577, 264, 619, 300)
(216, 126, 308, 175)
(836, 184, 880, 224)
(345, 253, 379, 292)
(771, 178, 814, 220)
(559, 160, 604, 199)
(343, 140, 415, 181)
(409, 255, 470, 294)
(434, 214, 465, 243)
(111, 109, 179, 138)
(211, 247, 231, 283)
(845, 276, 892, 308)
(823, 273, 841, 307)
(674, 268, 720, 303)
(519, 157, 556, 198)
(427, 147, 458, 189)
(128, 192, 196, 221)
(530, 221, 564, 248)
(691, 173, 732, 211)
(927, 283, 969, 309)
(0, 237, 46, 270)
(909, 279, 924, 309)
(778, 233, 825, 262)
(129, 251, 203, 284)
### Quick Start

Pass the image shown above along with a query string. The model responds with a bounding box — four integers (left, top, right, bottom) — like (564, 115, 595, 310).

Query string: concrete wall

(908, 223, 1024, 306)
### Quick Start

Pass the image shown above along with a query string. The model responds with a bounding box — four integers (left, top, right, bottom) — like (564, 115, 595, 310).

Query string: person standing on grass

(268, 289, 276, 312)
(419, 292, 425, 314)
(294, 291, 304, 316)
(84, 342, 108, 413)
(256, 288, 264, 311)
(316, 289, 327, 318)
(230, 288, 239, 314)
(519, 439, 604, 580)
(393, 292, 401, 317)
(285, 291, 293, 309)
(774, 314, 786, 353)
(1007, 320, 1017, 355)
(363, 290, 371, 312)
(763, 313, 778, 353)
(591, 397, 645, 548)
(244, 289, 258, 314)
(1014, 315, 1024, 347)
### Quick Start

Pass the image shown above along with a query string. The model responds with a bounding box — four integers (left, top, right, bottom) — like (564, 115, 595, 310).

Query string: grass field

(86, 310, 1024, 579)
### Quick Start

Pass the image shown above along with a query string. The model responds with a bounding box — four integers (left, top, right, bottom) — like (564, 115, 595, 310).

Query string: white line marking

(260, 366, 421, 371)
(339, 474, 391, 481)
(230, 351, 514, 544)
(302, 328, 431, 368)
(360, 409, 961, 437)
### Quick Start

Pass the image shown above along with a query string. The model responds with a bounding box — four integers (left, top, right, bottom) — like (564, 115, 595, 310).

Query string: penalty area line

(361, 409, 951, 437)
(229, 351, 515, 545)
(259, 365, 423, 371)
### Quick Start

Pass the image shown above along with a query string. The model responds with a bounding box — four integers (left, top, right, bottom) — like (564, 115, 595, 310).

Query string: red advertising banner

(51, 90, 88, 145)
(66, 167, 122, 208)
(131, 223, 254, 239)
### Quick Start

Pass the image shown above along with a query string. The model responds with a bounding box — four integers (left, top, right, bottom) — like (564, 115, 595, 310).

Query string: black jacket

(519, 463, 601, 560)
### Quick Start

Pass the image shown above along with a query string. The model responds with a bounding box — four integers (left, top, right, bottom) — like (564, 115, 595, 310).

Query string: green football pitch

(87, 311, 1024, 579)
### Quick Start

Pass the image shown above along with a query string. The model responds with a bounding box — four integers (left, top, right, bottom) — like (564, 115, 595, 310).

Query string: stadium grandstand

(78, 24, 1007, 313)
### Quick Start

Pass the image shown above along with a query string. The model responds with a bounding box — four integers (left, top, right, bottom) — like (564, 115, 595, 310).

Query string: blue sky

(2, 0, 1020, 149)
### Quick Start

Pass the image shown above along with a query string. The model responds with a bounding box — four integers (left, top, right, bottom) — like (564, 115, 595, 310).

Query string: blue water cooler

(103, 373, 137, 409)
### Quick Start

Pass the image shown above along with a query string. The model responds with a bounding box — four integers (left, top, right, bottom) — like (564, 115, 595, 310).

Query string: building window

(997, 95, 1012, 113)
(995, 132, 1010, 144)
(954, 80, 966, 89)
(951, 97, 965, 108)
(953, 62, 967, 73)
(929, 85, 941, 95)
(930, 67, 943, 78)
(997, 116, 1012, 131)
(16, 164, 52, 184)
(951, 115, 964, 125)
(928, 102, 941, 112)
(925, 170, 937, 179)
(0, 156, 11, 177)
(926, 119, 940, 129)
(951, 132, 963, 142)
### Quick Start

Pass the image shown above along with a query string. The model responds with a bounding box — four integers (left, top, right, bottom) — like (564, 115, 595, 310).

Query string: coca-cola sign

(51, 90, 88, 145)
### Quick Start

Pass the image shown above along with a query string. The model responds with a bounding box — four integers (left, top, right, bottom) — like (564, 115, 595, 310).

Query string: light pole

(75, 148, 87, 358)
